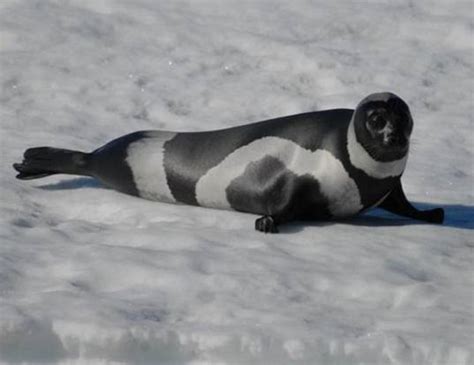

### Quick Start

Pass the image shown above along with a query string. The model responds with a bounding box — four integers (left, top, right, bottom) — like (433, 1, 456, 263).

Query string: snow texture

(0, 0, 473, 364)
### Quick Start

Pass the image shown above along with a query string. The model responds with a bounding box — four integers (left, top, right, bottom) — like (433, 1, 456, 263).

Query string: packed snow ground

(0, 0, 473, 364)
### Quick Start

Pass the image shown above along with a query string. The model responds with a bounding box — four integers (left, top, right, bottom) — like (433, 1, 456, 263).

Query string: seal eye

(370, 115, 387, 131)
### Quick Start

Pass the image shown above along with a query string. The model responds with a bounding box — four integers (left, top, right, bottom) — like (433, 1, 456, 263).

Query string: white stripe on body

(126, 131, 176, 203)
(347, 120, 408, 179)
(196, 136, 363, 217)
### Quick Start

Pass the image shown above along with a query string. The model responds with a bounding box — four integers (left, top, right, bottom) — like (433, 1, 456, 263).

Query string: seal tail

(13, 147, 91, 180)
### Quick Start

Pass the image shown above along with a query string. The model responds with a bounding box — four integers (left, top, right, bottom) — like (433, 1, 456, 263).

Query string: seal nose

(386, 134, 407, 147)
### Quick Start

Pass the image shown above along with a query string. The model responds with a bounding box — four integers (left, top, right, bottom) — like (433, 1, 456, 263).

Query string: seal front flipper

(379, 181, 444, 224)
(255, 215, 279, 233)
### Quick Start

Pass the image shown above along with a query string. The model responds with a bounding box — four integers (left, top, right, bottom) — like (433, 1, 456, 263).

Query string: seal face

(13, 92, 445, 233)
(347, 116, 408, 179)
(351, 93, 413, 164)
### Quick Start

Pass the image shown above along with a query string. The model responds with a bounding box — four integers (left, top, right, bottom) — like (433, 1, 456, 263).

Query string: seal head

(353, 92, 413, 163)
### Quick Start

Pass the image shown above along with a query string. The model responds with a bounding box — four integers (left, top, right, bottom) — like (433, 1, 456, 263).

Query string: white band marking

(126, 132, 176, 202)
(196, 137, 362, 217)
(347, 120, 408, 179)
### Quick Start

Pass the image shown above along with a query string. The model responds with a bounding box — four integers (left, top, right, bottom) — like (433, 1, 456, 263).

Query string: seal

(13, 92, 444, 233)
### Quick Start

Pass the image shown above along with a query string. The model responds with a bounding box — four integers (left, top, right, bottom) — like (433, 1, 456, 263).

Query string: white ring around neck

(346, 119, 408, 179)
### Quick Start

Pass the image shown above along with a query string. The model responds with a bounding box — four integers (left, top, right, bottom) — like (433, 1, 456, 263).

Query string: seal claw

(255, 215, 279, 233)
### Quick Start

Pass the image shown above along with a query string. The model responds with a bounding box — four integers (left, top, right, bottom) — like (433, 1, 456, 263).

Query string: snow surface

(1, 0, 473, 364)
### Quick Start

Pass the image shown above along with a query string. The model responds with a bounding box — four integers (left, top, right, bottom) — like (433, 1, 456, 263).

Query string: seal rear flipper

(13, 147, 91, 180)
(379, 181, 444, 224)
(13, 166, 57, 180)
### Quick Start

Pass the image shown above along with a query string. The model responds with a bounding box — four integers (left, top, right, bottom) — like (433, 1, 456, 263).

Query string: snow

(0, 0, 473, 364)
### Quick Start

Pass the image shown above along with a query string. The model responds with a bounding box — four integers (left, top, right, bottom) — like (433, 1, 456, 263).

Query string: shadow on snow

(38, 177, 474, 231)
(38, 177, 105, 190)
(353, 202, 474, 230)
